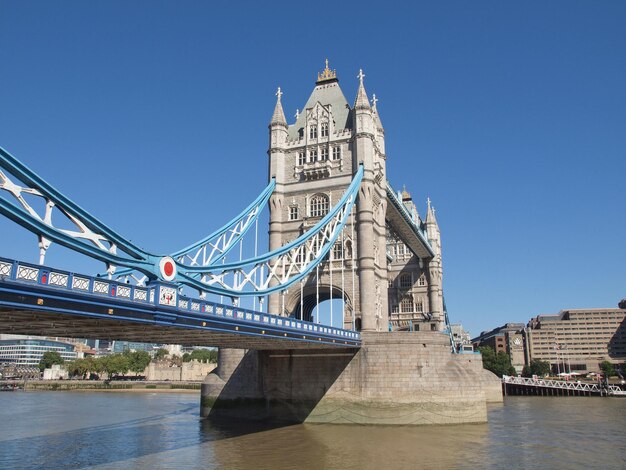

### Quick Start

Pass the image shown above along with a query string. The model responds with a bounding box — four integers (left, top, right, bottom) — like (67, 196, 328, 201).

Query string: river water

(0, 392, 624, 469)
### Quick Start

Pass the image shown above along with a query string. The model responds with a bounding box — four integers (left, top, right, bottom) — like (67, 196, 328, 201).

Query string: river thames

(0, 392, 624, 469)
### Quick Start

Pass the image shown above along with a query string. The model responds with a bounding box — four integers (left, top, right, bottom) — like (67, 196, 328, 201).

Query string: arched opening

(287, 284, 352, 329)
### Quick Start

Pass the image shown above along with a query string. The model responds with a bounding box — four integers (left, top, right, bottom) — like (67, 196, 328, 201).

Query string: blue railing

(0, 256, 361, 344)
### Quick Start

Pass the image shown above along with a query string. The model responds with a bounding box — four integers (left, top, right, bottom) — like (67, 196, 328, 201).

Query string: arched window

(399, 273, 412, 289)
(309, 124, 318, 139)
(309, 194, 329, 218)
(418, 274, 426, 286)
(416, 298, 424, 312)
(321, 122, 329, 137)
(344, 239, 353, 259)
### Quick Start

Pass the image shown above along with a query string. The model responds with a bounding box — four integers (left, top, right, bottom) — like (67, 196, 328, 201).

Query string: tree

(522, 360, 551, 377)
(100, 354, 130, 378)
(478, 346, 516, 377)
(183, 349, 217, 363)
(128, 351, 151, 375)
(154, 348, 169, 360)
(600, 361, 615, 378)
(38, 351, 64, 372)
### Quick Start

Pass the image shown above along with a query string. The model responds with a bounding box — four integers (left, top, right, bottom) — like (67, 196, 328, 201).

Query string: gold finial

(317, 58, 337, 83)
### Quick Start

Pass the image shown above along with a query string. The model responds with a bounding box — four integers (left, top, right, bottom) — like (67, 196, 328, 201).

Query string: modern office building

(0, 338, 76, 366)
(525, 306, 626, 373)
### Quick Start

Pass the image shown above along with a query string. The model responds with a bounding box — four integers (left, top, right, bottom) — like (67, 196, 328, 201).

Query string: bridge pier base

(201, 332, 502, 425)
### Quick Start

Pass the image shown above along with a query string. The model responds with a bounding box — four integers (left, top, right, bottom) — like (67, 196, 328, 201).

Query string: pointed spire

(354, 68, 371, 110)
(270, 86, 287, 126)
(425, 197, 438, 225)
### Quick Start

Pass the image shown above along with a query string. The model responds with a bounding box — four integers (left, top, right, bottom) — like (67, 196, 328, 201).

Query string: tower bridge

(0, 61, 502, 425)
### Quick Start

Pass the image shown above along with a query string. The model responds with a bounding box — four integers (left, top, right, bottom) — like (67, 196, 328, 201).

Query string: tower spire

(354, 69, 370, 110)
(270, 86, 287, 126)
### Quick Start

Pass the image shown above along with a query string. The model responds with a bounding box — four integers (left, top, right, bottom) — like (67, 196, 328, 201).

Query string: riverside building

(525, 305, 626, 373)
(0, 338, 76, 366)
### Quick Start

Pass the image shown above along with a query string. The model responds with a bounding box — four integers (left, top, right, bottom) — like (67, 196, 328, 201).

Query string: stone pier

(201, 331, 502, 425)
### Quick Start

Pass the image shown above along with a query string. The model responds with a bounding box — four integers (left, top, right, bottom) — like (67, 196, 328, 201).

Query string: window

(332, 146, 341, 160)
(308, 149, 317, 163)
(309, 125, 317, 139)
(297, 152, 305, 166)
(391, 304, 399, 314)
(400, 296, 414, 313)
(399, 274, 412, 289)
(321, 122, 329, 137)
(310, 194, 329, 217)
(418, 274, 426, 286)
(416, 299, 424, 313)
(332, 242, 343, 260)
(289, 206, 299, 221)
(321, 148, 328, 161)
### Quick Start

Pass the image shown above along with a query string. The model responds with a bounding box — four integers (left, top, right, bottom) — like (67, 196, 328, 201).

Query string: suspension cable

(316, 263, 320, 323)
(253, 217, 258, 311)
(351, 204, 356, 331)
(329, 192, 333, 327)
(300, 279, 303, 321)
(341, 226, 345, 329)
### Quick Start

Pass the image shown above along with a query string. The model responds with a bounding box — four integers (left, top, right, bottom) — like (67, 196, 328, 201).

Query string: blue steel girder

(0, 257, 361, 349)
(178, 165, 364, 297)
(109, 178, 275, 285)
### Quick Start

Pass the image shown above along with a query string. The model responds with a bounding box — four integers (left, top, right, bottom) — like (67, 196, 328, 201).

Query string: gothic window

(399, 273, 412, 289)
(308, 149, 317, 163)
(321, 122, 329, 137)
(309, 194, 329, 218)
(332, 242, 343, 260)
(416, 299, 424, 313)
(297, 152, 305, 166)
(391, 304, 399, 314)
(332, 146, 341, 160)
(309, 125, 317, 139)
(321, 148, 328, 161)
(418, 274, 426, 286)
(400, 296, 414, 313)
(289, 206, 299, 221)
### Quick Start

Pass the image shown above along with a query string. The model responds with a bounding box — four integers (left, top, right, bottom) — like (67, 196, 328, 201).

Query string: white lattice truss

(183, 191, 356, 296)
(502, 375, 623, 395)
(0, 168, 118, 269)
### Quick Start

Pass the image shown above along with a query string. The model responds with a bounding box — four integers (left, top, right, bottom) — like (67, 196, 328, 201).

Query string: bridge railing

(0, 256, 361, 344)
(502, 375, 622, 394)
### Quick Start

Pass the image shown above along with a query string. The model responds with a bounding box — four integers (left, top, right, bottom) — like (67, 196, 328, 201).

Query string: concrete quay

(201, 331, 502, 425)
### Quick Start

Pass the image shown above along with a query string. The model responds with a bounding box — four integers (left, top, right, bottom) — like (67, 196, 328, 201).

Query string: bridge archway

(285, 284, 352, 328)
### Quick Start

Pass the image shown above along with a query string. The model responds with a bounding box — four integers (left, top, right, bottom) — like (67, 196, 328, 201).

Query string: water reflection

(0, 392, 624, 469)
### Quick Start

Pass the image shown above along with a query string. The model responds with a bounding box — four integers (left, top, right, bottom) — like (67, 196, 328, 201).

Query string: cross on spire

(295, 109, 300, 120)
(357, 69, 365, 84)
(372, 94, 378, 108)
(276, 87, 283, 101)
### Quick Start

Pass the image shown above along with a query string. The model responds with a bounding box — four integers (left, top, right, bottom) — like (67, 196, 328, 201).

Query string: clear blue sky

(1, 1, 624, 336)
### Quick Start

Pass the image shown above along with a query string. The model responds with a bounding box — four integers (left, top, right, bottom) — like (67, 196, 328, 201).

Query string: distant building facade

(525, 307, 626, 373)
(0, 338, 76, 366)
(474, 302, 626, 374)
(472, 323, 525, 372)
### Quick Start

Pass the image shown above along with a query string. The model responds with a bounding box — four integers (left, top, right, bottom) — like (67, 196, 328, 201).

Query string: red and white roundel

(159, 257, 177, 282)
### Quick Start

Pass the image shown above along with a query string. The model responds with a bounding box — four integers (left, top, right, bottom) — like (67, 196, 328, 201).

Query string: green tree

(100, 354, 130, 378)
(154, 348, 169, 360)
(600, 361, 615, 378)
(184, 349, 217, 363)
(523, 359, 551, 377)
(128, 351, 151, 375)
(38, 351, 64, 372)
(478, 346, 516, 377)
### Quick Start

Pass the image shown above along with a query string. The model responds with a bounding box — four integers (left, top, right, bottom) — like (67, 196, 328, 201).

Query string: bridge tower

(268, 61, 445, 332)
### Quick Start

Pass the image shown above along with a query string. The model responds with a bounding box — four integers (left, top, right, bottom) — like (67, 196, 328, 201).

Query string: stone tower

(267, 61, 444, 332)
